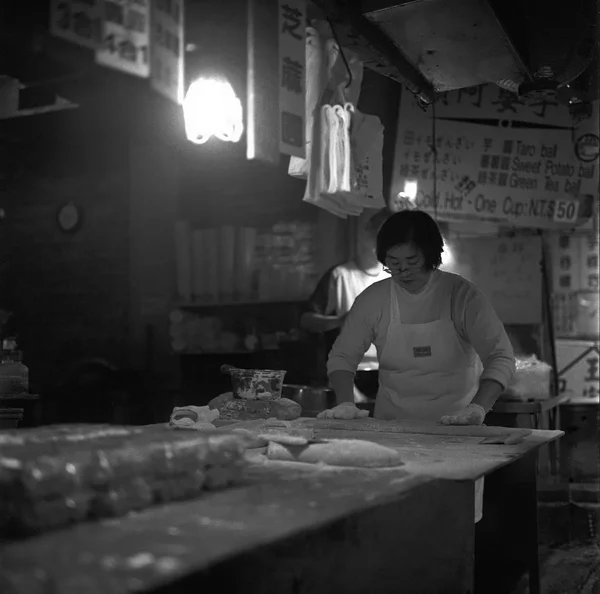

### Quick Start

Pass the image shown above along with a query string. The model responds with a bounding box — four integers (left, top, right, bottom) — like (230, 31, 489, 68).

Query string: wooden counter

(0, 421, 563, 594)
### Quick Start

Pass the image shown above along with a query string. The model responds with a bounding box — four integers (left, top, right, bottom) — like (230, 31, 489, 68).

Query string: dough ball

(209, 392, 234, 410)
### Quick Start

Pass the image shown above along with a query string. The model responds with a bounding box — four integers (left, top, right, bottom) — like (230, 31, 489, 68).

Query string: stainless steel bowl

(282, 384, 336, 417)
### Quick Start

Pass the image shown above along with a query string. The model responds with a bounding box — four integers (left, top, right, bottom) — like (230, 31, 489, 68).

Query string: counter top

(0, 420, 563, 594)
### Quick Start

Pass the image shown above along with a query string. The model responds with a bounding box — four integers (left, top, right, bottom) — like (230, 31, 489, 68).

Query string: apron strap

(389, 280, 402, 324)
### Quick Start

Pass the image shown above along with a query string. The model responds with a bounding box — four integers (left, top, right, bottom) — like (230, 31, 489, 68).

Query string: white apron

(374, 280, 485, 523)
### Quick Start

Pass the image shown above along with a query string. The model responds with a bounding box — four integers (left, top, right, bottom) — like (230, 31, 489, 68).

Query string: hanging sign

(394, 84, 599, 229)
(277, 0, 306, 158)
(96, 0, 151, 78)
(50, 0, 102, 49)
(150, 0, 185, 104)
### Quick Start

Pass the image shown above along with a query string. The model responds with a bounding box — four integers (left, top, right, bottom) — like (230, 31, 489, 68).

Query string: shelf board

(175, 299, 307, 309)
(176, 349, 280, 356)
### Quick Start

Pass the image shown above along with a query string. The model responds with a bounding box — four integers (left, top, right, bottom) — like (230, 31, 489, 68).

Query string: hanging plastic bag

(343, 110, 386, 209)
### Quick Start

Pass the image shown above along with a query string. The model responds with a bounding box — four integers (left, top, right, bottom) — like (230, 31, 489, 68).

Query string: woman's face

(384, 242, 430, 290)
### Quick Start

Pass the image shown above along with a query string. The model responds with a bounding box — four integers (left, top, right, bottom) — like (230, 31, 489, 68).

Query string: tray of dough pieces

(0, 424, 248, 539)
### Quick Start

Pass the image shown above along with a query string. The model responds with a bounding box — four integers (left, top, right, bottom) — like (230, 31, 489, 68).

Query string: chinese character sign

(150, 0, 184, 104)
(394, 84, 599, 229)
(50, 0, 102, 49)
(556, 340, 600, 404)
(96, 0, 151, 78)
(278, 0, 306, 158)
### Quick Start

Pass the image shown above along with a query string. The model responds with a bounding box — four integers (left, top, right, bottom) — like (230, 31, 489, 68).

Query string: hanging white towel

(289, 25, 364, 180)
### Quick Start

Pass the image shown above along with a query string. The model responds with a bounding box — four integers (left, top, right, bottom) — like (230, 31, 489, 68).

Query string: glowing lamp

(403, 180, 418, 202)
(183, 78, 243, 145)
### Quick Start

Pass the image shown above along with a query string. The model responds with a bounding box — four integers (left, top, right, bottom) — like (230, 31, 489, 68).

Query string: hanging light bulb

(403, 180, 418, 202)
(183, 78, 244, 145)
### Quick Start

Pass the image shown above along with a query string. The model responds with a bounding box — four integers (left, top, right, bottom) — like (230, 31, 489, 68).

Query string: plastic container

(0, 357, 29, 395)
(229, 368, 287, 401)
(282, 384, 335, 416)
(0, 407, 24, 429)
(504, 355, 552, 401)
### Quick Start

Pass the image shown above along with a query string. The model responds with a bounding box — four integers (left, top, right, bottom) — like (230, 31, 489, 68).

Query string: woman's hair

(376, 210, 444, 270)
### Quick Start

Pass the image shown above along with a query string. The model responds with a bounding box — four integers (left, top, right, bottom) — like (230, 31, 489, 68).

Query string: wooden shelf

(176, 349, 279, 356)
(176, 300, 307, 309)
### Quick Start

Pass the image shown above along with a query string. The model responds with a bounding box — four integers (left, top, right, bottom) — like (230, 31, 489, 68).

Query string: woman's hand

(317, 402, 370, 420)
(440, 403, 486, 426)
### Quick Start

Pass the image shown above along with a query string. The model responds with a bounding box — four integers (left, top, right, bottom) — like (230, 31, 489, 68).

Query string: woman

(324, 210, 516, 522)
(301, 208, 390, 402)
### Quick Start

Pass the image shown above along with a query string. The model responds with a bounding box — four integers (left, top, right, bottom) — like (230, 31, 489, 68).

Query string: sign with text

(278, 0, 306, 158)
(557, 340, 599, 404)
(394, 84, 599, 229)
(50, 0, 102, 49)
(96, 0, 151, 78)
(150, 0, 184, 104)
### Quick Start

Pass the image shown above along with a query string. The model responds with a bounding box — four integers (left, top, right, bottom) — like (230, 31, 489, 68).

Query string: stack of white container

(174, 221, 317, 305)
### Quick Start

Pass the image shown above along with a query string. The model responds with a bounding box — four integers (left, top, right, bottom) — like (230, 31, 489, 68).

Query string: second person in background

(301, 207, 391, 403)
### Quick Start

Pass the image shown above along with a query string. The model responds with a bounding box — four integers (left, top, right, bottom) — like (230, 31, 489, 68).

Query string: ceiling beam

(310, 0, 436, 103)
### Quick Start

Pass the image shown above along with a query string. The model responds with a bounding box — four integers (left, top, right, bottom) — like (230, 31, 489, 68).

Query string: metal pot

(282, 384, 336, 417)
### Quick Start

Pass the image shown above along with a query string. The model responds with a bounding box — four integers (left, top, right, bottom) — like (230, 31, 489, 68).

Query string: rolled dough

(298, 418, 532, 440)
(267, 439, 405, 468)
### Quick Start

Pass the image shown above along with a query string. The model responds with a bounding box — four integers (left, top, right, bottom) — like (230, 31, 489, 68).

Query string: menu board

(96, 0, 151, 78)
(50, 0, 102, 49)
(395, 84, 599, 229)
(150, 0, 185, 104)
(277, 0, 306, 158)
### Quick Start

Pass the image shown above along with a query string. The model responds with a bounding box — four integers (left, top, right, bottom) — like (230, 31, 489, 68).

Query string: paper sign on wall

(278, 0, 306, 158)
(394, 84, 599, 229)
(150, 0, 185, 104)
(50, 0, 102, 49)
(96, 0, 151, 78)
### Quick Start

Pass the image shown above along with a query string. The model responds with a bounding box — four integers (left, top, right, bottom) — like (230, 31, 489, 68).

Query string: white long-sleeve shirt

(328, 270, 515, 389)
(308, 261, 389, 370)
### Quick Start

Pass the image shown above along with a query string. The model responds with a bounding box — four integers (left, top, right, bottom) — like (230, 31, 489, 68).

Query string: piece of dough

(301, 418, 533, 439)
(209, 392, 235, 410)
(317, 403, 370, 420)
(227, 421, 316, 448)
(169, 405, 219, 430)
(267, 439, 404, 468)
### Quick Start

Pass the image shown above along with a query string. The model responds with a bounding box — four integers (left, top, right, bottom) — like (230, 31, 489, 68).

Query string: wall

(129, 141, 180, 386)
(0, 107, 131, 391)
(0, 37, 403, 407)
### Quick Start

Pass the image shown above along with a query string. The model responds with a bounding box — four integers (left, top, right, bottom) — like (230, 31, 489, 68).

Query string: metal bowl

(281, 384, 336, 417)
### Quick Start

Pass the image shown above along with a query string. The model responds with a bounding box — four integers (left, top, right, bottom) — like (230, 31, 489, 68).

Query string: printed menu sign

(150, 0, 184, 104)
(96, 0, 151, 78)
(50, 0, 102, 49)
(278, 0, 306, 158)
(394, 84, 599, 229)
